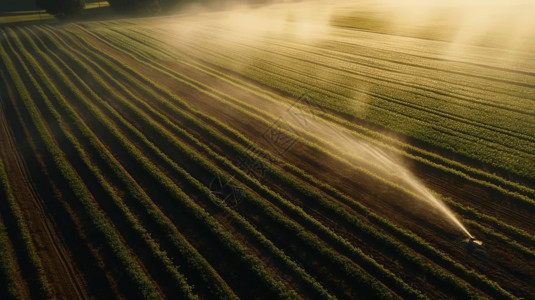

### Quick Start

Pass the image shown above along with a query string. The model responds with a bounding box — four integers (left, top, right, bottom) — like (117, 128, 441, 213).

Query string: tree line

(35, 0, 274, 19)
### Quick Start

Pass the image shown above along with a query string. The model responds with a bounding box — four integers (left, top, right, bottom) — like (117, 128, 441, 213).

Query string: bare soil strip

(0, 68, 89, 300)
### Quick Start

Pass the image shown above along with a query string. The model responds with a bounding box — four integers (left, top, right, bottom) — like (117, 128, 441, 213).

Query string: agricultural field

(1, 1, 535, 299)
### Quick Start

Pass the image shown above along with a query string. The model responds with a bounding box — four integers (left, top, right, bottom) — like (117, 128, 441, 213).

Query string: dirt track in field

(0, 75, 89, 299)
(70, 27, 535, 298)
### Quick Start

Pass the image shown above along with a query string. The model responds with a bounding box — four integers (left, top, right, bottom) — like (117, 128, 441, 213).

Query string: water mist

(361, 143, 474, 238)
(283, 109, 474, 238)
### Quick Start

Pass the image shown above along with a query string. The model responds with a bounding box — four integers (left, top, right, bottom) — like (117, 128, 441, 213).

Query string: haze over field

(196, 0, 535, 48)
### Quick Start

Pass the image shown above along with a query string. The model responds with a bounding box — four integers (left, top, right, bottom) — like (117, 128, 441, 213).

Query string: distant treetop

(106, 0, 160, 14)
(34, 0, 85, 18)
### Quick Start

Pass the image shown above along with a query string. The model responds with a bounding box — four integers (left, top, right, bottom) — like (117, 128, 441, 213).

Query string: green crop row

(74, 25, 502, 300)
(11, 22, 524, 298)
(15, 27, 201, 300)
(0, 84, 52, 300)
(29, 25, 242, 300)
(441, 197, 535, 248)
(461, 219, 535, 259)
(59, 34, 390, 299)
(27, 26, 297, 300)
(41, 26, 336, 299)
(0, 224, 22, 300)
(173, 30, 535, 209)
(96, 21, 533, 248)
(0, 160, 25, 300)
(59, 26, 413, 299)
(22, 26, 239, 300)
(124, 25, 535, 210)
(2, 28, 162, 300)
(204, 38, 535, 157)
(140, 24, 535, 179)
(183, 23, 535, 134)
(89, 26, 516, 299)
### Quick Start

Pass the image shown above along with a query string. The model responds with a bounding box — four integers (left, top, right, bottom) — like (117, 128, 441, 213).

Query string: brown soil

(0, 72, 89, 299)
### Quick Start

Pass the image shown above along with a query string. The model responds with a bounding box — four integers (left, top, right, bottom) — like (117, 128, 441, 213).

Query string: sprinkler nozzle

(465, 237, 483, 253)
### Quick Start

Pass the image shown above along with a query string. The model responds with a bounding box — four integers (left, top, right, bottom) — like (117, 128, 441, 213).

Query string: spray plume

(289, 111, 474, 238)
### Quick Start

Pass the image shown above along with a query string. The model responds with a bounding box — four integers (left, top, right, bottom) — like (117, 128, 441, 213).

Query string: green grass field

(1, 1, 534, 299)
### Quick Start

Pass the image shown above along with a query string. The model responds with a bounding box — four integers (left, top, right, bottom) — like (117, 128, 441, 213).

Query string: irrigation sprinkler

(465, 237, 483, 253)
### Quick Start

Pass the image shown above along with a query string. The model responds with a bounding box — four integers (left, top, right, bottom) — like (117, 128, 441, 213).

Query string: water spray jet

(293, 112, 475, 239)
(354, 142, 475, 239)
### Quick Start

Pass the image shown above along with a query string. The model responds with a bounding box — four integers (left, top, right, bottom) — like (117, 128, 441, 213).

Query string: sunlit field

(1, 0, 534, 299)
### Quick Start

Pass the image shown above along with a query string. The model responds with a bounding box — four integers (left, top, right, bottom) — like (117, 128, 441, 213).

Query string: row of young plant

(441, 197, 535, 248)
(12, 27, 204, 300)
(71, 25, 432, 300)
(125, 25, 535, 211)
(2, 28, 165, 300)
(94, 21, 535, 243)
(277, 162, 517, 300)
(71, 24, 506, 298)
(114, 18, 535, 135)
(201, 22, 535, 122)
(96, 23, 535, 209)
(0, 73, 52, 299)
(322, 26, 535, 87)
(31, 23, 276, 297)
(19, 26, 250, 300)
(461, 219, 535, 259)
(161, 23, 535, 145)
(32, 24, 316, 299)
(143, 24, 533, 202)
(177, 18, 534, 96)
(24, 26, 301, 300)
(50, 25, 408, 300)
(183, 34, 535, 160)
(0, 160, 26, 300)
(139, 24, 535, 180)
(85, 25, 520, 298)
(0, 225, 22, 300)
(253, 29, 535, 114)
